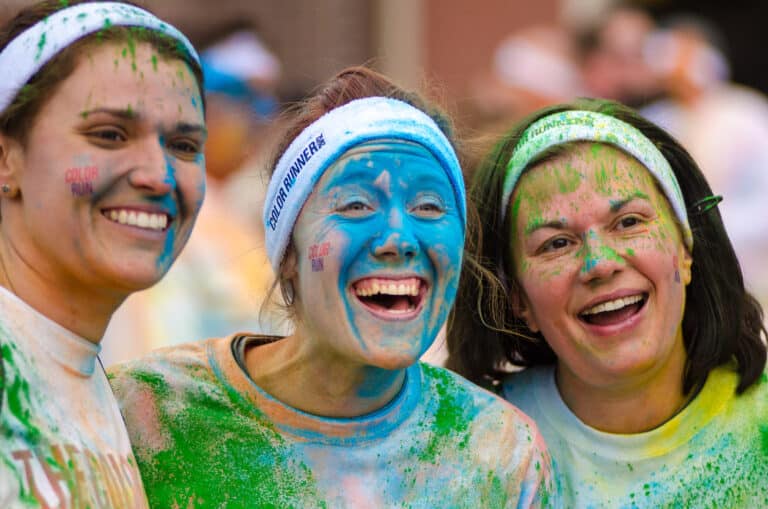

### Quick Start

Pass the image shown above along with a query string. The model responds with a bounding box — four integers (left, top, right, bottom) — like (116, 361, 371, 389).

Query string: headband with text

(0, 2, 200, 114)
(264, 96, 465, 270)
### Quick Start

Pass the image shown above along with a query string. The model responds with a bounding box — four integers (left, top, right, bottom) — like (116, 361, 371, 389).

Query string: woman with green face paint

(108, 66, 557, 508)
(0, 1, 206, 507)
(448, 97, 768, 507)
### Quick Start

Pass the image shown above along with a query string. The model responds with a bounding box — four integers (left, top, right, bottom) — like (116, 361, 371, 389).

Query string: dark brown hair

(446, 97, 767, 395)
(0, 0, 204, 144)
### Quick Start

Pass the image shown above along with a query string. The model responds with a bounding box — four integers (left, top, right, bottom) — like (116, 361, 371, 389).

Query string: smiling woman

(447, 98, 768, 507)
(108, 66, 558, 508)
(0, 1, 205, 507)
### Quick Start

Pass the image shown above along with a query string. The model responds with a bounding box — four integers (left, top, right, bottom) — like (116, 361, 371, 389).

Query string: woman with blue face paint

(0, 1, 206, 507)
(448, 98, 768, 507)
(109, 66, 557, 508)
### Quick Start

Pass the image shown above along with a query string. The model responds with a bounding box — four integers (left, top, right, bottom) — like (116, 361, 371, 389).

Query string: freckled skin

(510, 142, 692, 394)
(291, 140, 464, 370)
(1, 42, 206, 297)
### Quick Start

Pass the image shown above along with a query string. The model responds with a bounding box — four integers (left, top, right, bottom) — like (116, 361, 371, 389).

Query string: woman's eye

(540, 237, 571, 253)
(617, 215, 642, 230)
(87, 128, 126, 143)
(412, 202, 444, 217)
(337, 200, 372, 216)
(410, 195, 446, 218)
(168, 139, 202, 160)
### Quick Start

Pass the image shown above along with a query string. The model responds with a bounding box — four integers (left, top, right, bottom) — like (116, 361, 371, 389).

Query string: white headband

(264, 96, 465, 270)
(0, 2, 200, 114)
(501, 110, 693, 249)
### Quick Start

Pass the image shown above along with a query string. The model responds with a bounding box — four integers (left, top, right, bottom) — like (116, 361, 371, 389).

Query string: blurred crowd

(102, 3, 768, 365)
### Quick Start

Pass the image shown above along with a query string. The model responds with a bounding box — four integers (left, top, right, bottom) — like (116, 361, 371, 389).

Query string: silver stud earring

(1, 184, 9, 194)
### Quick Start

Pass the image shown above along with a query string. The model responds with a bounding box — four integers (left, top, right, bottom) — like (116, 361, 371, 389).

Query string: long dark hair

(446, 97, 767, 395)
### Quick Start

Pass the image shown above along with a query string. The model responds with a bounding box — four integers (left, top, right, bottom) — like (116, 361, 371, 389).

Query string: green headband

(501, 110, 693, 250)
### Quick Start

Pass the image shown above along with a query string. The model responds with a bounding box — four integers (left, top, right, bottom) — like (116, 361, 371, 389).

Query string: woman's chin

(361, 348, 423, 370)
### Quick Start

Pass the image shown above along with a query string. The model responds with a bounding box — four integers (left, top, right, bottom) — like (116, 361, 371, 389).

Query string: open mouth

(578, 293, 647, 326)
(102, 208, 171, 232)
(352, 277, 427, 319)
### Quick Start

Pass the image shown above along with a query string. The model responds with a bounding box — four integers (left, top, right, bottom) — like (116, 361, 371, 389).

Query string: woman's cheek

(528, 259, 571, 282)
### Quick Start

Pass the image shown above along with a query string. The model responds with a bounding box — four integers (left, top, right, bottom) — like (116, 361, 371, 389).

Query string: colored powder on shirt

(418, 364, 470, 463)
(1, 341, 41, 443)
(129, 367, 326, 508)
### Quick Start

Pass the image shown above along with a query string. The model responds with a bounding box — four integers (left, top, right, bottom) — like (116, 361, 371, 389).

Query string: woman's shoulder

(727, 367, 768, 416)
(418, 362, 542, 436)
(500, 365, 554, 399)
(107, 336, 229, 404)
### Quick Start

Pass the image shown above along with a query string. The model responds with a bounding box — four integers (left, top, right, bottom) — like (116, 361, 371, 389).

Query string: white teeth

(354, 278, 421, 297)
(582, 294, 644, 316)
(105, 209, 169, 231)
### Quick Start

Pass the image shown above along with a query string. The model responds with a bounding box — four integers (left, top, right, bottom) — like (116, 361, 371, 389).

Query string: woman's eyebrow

(525, 218, 567, 235)
(174, 122, 207, 138)
(78, 107, 207, 136)
(609, 191, 650, 213)
(79, 106, 137, 119)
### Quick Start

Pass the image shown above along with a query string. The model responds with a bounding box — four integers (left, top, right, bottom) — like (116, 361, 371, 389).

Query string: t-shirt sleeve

(107, 363, 170, 458)
(514, 424, 560, 508)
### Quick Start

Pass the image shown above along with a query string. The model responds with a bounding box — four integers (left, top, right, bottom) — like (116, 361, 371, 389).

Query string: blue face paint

(292, 140, 464, 369)
(154, 136, 181, 271)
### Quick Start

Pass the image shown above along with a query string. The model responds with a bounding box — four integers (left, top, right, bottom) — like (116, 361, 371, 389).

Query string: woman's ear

(510, 290, 540, 333)
(281, 246, 298, 281)
(0, 133, 23, 197)
(680, 249, 693, 286)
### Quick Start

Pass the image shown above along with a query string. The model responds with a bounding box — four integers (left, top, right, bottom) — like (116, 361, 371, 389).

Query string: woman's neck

(244, 333, 406, 418)
(556, 336, 690, 434)
(0, 245, 120, 343)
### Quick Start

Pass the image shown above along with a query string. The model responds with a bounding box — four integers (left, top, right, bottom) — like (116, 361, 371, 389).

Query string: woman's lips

(101, 207, 171, 232)
(578, 292, 648, 327)
(352, 276, 428, 320)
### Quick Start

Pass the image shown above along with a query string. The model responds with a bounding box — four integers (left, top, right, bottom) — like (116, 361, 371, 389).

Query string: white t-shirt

(0, 287, 148, 508)
(503, 364, 768, 508)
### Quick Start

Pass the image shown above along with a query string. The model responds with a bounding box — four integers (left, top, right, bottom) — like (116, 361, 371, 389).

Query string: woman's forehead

(322, 140, 447, 184)
(55, 41, 202, 118)
(519, 142, 657, 195)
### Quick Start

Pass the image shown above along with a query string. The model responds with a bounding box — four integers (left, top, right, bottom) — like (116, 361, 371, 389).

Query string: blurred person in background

(577, 4, 664, 108)
(642, 16, 768, 319)
(101, 22, 286, 365)
(471, 25, 584, 126)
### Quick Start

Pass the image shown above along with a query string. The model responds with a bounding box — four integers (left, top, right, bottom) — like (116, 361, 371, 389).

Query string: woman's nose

(370, 208, 419, 261)
(127, 137, 176, 195)
(578, 231, 624, 284)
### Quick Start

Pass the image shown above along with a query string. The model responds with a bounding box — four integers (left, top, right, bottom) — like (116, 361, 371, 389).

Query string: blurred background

(4, 0, 765, 363)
